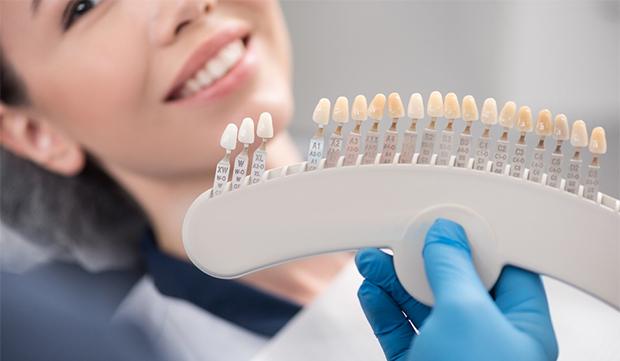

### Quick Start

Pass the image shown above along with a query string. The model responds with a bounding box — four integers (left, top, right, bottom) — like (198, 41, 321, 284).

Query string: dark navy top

(141, 230, 301, 337)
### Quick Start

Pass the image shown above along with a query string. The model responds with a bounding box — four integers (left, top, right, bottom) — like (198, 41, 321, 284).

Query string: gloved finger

(493, 266, 558, 360)
(357, 281, 415, 361)
(356, 248, 430, 326)
(422, 218, 489, 304)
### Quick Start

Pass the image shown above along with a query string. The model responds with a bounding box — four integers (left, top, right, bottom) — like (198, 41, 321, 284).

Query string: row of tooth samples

(212, 112, 274, 196)
(307, 92, 608, 201)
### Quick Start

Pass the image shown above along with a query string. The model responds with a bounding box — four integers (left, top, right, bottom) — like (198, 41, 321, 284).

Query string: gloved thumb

(423, 218, 488, 304)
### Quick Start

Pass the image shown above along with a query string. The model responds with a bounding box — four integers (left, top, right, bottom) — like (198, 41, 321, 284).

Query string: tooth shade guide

(306, 126, 325, 171)
(473, 127, 492, 171)
(343, 121, 363, 166)
(361, 120, 381, 165)
(399, 118, 419, 164)
(325, 124, 345, 168)
(417, 118, 438, 165)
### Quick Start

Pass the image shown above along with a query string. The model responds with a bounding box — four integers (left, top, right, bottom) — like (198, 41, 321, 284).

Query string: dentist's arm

(356, 218, 559, 361)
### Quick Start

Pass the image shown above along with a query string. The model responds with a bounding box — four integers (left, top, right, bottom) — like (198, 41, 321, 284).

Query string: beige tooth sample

(546, 113, 570, 188)
(351, 95, 368, 122)
(583, 126, 606, 200)
(313, 98, 331, 126)
(498, 101, 517, 128)
(443, 92, 461, 121)
(332, 96, 350, 124)
(343, 95, 367, 166)
(516, 106, 533, 134)
(570, 120, 588, 148)
(361, 94, 386, 164)
(399, 93, 423, 164)
(535, 109, 553, 137)
(407, 93, 424, 120)
(480, 98, 498, 125)
(427, 91, 444, 119)
(379, 92, 403, 164)
(307, 98, 330, 170)
(565, 119, 588, 194)
(553, 114, 570, 140)
(461, 95, 479, 122)
(368, 93, 387, 120)
(589, 127, 607, 155)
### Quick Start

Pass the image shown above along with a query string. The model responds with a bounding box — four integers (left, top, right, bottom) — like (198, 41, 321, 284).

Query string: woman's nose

(149, 0, 216, 46)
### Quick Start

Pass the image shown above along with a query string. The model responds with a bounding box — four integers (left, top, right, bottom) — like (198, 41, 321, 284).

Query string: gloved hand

(356, 218, 558, 361)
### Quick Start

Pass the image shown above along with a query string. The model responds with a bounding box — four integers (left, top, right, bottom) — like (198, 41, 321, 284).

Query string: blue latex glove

(356, 218, 558, 361)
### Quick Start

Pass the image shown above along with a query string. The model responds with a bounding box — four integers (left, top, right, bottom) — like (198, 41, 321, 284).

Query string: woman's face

(1, 0, 292, 179)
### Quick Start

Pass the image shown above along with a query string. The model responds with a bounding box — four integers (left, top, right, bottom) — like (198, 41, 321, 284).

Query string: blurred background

(282, 0, 619, 197)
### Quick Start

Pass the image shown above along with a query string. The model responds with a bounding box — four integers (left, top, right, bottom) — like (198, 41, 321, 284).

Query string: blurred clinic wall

(282, 0, 620, 198)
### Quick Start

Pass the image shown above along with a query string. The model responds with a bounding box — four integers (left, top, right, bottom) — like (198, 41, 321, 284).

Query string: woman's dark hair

(1, 47, 147, 271)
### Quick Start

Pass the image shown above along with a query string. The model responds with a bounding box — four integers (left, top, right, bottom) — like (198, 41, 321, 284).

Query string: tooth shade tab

(516, 106, 533, 132)
(480, 98, 498, 125)
(535, 109, 553, 136)
(312, 98, 331, 126)
(368, 93, 387, 120)
(387, 92, 405, 118)
(351, 95, 368, 121)
(407, 93, 424, 119)
(427, 91, 444, 117)
(589, 127, 607, 154)
(220, 123, 238, 151)
(238, 117, 255, 144)
(570, 120, 588, 147)
(332, 96, 350, 124)
(461, 95, 479, 122)
(443, 92, 460, 119)
(553, 114, 569, 140)
(499, 101, 517, 128)
(257, 112, 274, 139)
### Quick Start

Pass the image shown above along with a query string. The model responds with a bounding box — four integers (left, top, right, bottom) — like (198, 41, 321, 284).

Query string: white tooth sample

(553, 114, 570, 140)
(528, 109, 553, 183)
(546, 114, 570, 188)
(509, 106, 533, 178)
(535, 109, 553, 137)
(565, 120, 588, 194)
(325, 96, 349, 168)
(257, 112, 274, 139)
(498, 101, 517, 128)
(379, 92, 403, 164)
(307, 98, 330, 170)
(407, 93, 424, 120)
(436, 92, 459, 166)
(344, 95, 367, 166)
(251, 112, 273, 184)
(361, 94, 386, 164)
(480, 98, 498, 125)
(461, 96, 479, 122)
(473, 97, 497, 171)
(443, 93, 460, 120)
(387, 92, 405, 119)
(351, 95, 368, 122)
(312, 98, 331, 126)
(570, 120, 588, 148)
(400, 93, 424, 164)
(368, 93, 387, 121)
(238, 117, 255, 144)
(212, 123, 238, 196)
(454, 95, 478, 168)
(220, 123, 238, 151)
(589, 127, 607, 154)
(332, 96, 350, 124)
(583, 127, 607, 201)
(231, 117, 254, 190)
(427, 91, 444, 118)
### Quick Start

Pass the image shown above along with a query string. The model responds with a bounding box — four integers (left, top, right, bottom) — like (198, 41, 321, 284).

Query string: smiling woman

(0, 1, 351, 358)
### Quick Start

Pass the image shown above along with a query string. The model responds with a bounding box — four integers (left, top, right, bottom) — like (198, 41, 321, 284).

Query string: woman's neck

(106, 131, 351, 305)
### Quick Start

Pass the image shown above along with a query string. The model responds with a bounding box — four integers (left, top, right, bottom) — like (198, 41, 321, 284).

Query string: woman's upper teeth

(182, 39, 244, 96)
